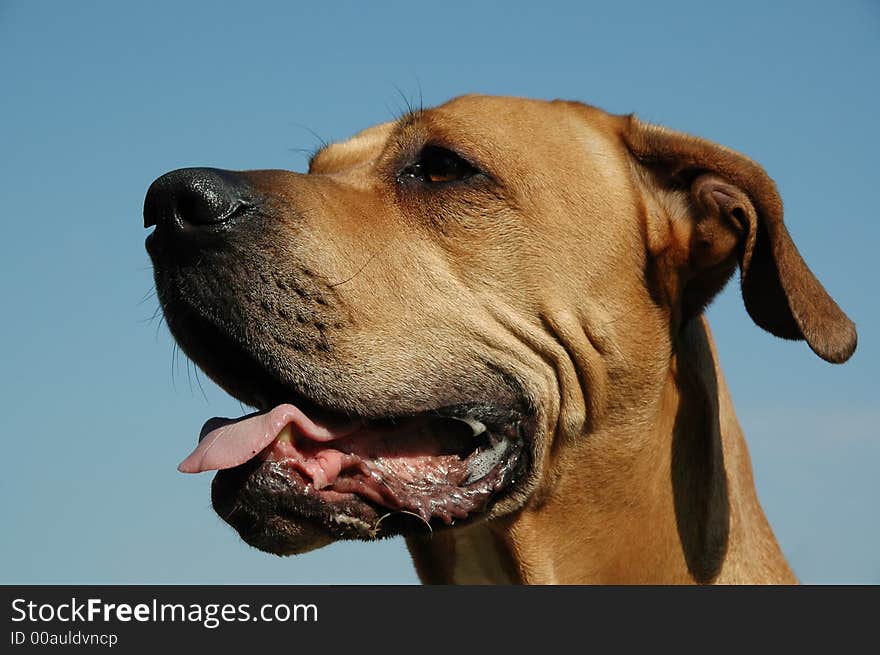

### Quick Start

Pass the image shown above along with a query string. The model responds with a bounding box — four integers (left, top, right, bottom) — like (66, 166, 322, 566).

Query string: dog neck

(407, 319, 796, 584)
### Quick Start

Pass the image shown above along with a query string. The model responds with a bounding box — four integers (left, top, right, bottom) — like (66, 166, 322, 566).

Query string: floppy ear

(621, 116, 856, 364)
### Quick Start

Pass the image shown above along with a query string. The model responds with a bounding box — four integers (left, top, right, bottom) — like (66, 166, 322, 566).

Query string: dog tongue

(178, 404, 359, 474)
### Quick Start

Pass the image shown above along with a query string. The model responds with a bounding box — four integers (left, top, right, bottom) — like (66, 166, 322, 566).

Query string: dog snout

(143, 167, 253, 230)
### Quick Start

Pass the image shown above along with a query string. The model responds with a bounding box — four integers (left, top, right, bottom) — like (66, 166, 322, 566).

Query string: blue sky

(0, 1, 877, 584)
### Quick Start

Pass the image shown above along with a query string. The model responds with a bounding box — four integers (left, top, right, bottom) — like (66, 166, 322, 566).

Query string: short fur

(152, 95, 856, 584)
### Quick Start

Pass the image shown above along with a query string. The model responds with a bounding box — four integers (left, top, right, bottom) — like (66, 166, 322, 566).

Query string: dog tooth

(276, 424, 295, 443)
(451, 417, 487, 437)
(463, 437, 508, 485)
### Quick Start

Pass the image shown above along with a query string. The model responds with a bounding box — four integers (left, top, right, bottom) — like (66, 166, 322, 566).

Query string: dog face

(144, 95, 854, 556)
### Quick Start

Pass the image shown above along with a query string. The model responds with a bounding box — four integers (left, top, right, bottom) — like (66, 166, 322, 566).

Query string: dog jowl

(144, 95, 855, 583)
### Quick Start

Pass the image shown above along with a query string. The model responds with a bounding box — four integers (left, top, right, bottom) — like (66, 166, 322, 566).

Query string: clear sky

(1, 1, 877, 584)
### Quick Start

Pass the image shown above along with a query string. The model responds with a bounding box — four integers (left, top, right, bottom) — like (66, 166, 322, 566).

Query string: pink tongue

(178, 404, 359, 474)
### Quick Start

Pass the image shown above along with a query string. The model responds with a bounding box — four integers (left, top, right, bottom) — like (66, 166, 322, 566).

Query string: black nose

(143, 168, 252, 229)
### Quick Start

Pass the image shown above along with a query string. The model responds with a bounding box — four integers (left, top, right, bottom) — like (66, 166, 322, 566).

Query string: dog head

(144, 95, 854, 556)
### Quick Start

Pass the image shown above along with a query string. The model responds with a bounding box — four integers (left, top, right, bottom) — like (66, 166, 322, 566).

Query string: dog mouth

(183, 401, 525, 531)
(161, 297, 530, 549)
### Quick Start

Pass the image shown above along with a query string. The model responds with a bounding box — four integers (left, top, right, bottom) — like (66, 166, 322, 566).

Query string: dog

(144, 95, 856, 584)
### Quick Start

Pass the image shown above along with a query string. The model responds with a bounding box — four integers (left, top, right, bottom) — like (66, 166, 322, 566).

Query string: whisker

(193, 364, 209, 404)
(185, 355, 194, 396)
(327, 251, 377, 288)
(139, 303, 164, 325)
(154, 312, 167, 341)
(384, 102, 400, 121)
(391, 83, 414, 117)
(291, 122, 329, 151)
(138, 286, 157, 306)
(171, 342, 179, 392)
(287, 146, 319, 165)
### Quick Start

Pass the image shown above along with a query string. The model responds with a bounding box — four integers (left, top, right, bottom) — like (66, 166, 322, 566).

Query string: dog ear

(621, 116, 856, 364)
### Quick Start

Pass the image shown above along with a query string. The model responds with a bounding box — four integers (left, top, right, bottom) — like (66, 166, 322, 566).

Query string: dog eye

(399, 146, 479, 185)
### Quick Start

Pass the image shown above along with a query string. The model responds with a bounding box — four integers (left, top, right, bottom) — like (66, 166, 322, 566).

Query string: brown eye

(399, 146, 479, 185)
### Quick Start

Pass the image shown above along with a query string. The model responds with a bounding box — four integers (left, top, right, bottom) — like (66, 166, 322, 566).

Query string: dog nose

(143, 168, 251, 229)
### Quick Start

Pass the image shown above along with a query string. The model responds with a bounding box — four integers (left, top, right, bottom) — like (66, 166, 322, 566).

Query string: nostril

(176, 184, 226, 226)
(143, 167, 251, 229)
(176, 188, 206, 226)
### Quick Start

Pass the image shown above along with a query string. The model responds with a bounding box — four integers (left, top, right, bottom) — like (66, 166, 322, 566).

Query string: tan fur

(239, 95, 855, 583)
